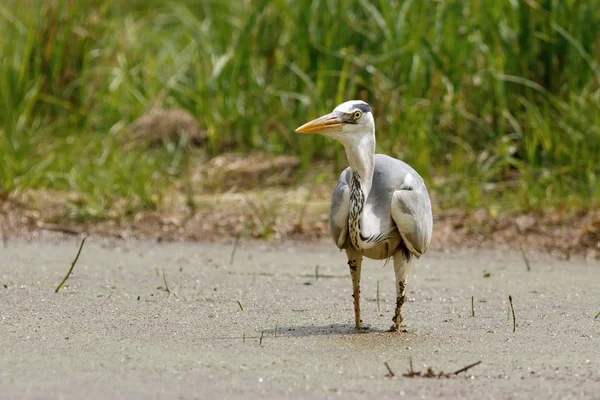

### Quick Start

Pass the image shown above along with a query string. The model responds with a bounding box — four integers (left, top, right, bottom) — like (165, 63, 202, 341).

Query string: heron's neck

(345, 132, 375, 249)
(344, 133, 375, 198)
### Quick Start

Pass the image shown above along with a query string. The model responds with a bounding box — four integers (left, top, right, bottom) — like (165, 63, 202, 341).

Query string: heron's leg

(390, 251, 412, 332)
(346, 247, 363, 330)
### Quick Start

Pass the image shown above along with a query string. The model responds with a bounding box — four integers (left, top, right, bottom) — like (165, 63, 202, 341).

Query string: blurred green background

(1, 0, 599, 219)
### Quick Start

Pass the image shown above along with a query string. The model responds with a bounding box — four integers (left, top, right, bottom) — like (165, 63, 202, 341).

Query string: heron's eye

(353, 111, 362, 120)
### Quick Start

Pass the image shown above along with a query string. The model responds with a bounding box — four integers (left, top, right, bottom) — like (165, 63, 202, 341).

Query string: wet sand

(1, 238, 599, 399)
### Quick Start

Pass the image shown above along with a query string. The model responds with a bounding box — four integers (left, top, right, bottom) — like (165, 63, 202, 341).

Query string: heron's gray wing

(329, 168, 351, 249)
(369, 154, 432, 257)
(390, 184, 433, 257)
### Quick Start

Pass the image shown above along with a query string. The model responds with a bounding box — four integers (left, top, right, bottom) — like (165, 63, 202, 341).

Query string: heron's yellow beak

(295, 113, 342, 134)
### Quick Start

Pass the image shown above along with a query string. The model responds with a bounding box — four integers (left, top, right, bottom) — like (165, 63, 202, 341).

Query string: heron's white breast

(361, 203, 382, 238)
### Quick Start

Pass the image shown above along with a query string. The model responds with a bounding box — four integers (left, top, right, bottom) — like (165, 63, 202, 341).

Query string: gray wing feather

(373, 154, 432, 256)
(391, 188, 433, 256)
(329, 168, 351, 249)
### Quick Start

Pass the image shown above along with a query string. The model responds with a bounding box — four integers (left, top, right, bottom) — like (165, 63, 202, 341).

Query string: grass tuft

(1, 1, 599, 215)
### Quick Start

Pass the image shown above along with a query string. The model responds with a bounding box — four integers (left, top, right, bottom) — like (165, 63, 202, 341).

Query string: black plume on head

(354, 102, 372, 114)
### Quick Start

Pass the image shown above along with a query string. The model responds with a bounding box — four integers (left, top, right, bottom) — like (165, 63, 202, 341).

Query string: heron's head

(295, 100, 375, 145)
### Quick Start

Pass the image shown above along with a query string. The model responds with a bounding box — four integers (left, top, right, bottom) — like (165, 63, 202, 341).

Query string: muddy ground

(1, 237, 599, 399)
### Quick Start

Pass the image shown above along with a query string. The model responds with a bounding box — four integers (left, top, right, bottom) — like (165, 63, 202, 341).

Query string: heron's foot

(354, 323, 371, 332)
(389, 314, 402, 332)
(390, 309, 403, 332)
(354, 318, 367, 329)
(388, 324, 408, 333)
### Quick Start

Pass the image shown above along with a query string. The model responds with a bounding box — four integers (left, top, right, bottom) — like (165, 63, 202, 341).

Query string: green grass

(1, 0, 599, 218)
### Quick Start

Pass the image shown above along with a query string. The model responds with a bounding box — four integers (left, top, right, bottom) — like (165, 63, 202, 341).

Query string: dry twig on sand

(230, 231, 242, 265)
(519, 244, 531, 271)
(162, 269, 170, 296)
(509, 295, 516, 332)
(384, 362, 395, 377)
(55, 236, 87, 293)
(402, 357, 482, 378)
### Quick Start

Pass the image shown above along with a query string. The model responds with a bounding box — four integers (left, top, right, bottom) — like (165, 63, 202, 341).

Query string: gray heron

(295, 100, 433, 331)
